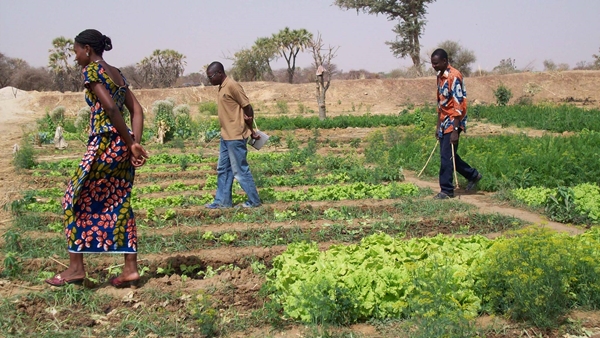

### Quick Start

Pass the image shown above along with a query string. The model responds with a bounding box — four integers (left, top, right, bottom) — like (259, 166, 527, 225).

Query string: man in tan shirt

(205, 61, 261, 208)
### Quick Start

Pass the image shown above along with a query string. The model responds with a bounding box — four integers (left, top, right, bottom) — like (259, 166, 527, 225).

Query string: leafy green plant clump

(493, 84, 513, 106)
(198, 101, 218, 116)
(474, 227, 600, 328)
(266, 227, 600, 328)
(512, 183, 600, 223)
(13, 140, 37, 170)
(267, 232, 491, 323)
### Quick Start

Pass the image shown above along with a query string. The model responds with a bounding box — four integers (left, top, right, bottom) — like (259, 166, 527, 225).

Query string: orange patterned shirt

(436, 65, 467, 136)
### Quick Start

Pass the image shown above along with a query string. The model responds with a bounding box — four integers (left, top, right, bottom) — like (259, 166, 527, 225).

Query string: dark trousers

(439, 131, 478, 196)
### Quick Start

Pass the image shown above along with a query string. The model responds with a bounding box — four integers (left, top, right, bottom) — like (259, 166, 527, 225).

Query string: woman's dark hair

(75, 29, 112, 56)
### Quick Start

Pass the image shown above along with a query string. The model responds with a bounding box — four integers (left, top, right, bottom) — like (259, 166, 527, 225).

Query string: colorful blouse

(83, 61, 128, 136)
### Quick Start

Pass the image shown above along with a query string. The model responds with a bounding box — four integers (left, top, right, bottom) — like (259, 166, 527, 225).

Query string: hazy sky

(1, 0, 599, 74)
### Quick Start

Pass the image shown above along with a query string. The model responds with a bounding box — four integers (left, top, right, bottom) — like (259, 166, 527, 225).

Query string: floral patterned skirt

(63, 132, 137, 253)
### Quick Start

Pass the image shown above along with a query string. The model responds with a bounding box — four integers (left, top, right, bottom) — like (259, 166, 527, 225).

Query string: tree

(593, 48, 600, 70)
(120, 65, 146, 88)
(12, 67, 55, 91)
(48, 37, 81, 92)
(137, 49, 186, 88)
(543, 59, 569, 72)
(0, 52, 28, 88)
(493, 58, 518, 75)
(176, 72, 208, 87)
(230, 37, 279, 82)
(272, 27, 313, 83)
(335, 0, 436, 71)
(309, 33, 339, 120)
(253, 37, 278, 80)
(230, 48, 269, 82)
(435, 40, 476, 76)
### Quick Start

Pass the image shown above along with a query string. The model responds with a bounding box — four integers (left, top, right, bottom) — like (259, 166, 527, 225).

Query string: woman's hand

(130, 143, 149, 168)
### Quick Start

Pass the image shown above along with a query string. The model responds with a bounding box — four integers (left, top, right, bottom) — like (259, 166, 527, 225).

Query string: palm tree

(48, 37, 80, 91)
(272, 27, 313, 83)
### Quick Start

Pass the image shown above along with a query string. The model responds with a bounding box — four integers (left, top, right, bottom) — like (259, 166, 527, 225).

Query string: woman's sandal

(109, 276, 139, 289)
(45, 274, 84, 287)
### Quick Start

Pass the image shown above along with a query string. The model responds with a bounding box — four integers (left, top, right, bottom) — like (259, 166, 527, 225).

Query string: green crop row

(257, 109, 436, 131)
(366, 127, 600, 191)
(472, 104, 600, 132)
(23, 182, 420, 214)
(260, 182, 420, 202)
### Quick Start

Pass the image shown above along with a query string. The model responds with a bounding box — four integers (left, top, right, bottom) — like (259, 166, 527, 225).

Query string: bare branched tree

(0, 52, 29, 88)
(424, 40, 476, 76)
(309, 33, 339, 120)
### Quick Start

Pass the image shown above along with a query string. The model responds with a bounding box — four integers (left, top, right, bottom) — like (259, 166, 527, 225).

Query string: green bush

(2, 252, 22, 278)
(13, 140, 36, 169)
(493, 84, 513, 106)
(50, 106, 65, 124)
(74, 107, 91, 132)
(173, 104, 193, 139)
(187, 292, 219, 337)
(474, 227, 600, 328)
(152, 99, 175, 142)
(407, 260, 477, 338)
(544, 186, 588, 224)
(297, 102, 306, 114)
(515, 96, 533, 106)
(198, 101, 218, 116)
(295, 278, 360, 325)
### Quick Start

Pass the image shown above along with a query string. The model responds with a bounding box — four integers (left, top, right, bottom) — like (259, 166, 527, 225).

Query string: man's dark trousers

(439, 131, 478, 196)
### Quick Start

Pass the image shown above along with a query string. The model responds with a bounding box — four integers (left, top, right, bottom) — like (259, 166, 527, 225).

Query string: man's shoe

(466, 173, 483, 191)
(205, 202, 228, 209)
(433, 192, 453, 200)
(237, 201, 261, 208)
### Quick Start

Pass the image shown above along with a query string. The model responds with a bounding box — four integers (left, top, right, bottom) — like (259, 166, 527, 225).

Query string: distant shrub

(198, 101, 218, 116)
(152, 99, 175, 142)
(515, 96, 533, 106)
(13, 140, 36, 169)
(50, 106, 65, 123)
(74, 107, 90, 132)
(493, 58, 518, 75)
(493, 84, 513, 106)
(275, 101, 289, 114)
(268, 135, 282, 147)
(173, 104, 193, 139)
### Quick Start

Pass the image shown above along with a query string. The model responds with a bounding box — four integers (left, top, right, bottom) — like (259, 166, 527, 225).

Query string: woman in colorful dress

(46, 29, 148, 288)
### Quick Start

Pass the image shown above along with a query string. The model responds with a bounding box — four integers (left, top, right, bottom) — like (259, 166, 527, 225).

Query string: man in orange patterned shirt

(431, 48, 482, 199)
